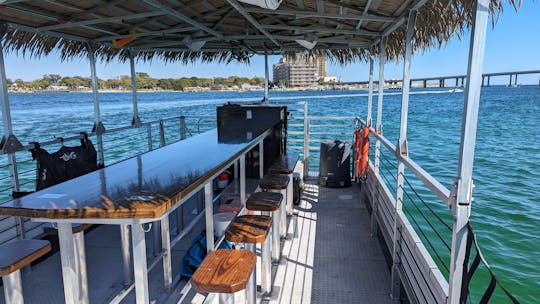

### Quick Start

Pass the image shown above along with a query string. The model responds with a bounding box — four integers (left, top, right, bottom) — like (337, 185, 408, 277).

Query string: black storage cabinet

(318, 140, 351, 188)
(217, 104, 287, 178)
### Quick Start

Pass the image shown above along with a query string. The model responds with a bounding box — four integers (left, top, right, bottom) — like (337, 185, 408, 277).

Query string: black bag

(293, 173, 303, 205)
(31, 135, 99, 191)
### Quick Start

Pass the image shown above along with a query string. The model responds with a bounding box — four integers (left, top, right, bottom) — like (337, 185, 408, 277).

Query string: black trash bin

(318, 140, 351, 188)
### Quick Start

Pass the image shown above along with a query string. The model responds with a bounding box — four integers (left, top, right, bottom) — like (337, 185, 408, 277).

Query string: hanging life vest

(354, 127, 370, 180)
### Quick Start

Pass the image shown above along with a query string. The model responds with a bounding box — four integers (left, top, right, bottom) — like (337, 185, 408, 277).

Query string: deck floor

(267, 179, 392, 304)
(0, 179, 392, 304)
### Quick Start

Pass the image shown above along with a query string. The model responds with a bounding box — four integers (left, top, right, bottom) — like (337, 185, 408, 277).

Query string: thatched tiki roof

(0, 0, 520, 63)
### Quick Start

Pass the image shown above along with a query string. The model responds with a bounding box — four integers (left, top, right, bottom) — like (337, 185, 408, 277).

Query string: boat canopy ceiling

(0, 0, 518, 63)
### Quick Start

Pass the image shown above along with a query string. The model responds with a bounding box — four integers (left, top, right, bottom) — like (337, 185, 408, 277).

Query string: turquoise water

(1, 86, 539, 303)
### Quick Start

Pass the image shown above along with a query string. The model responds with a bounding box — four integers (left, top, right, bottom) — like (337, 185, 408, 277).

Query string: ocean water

(1, 86, 539, 303)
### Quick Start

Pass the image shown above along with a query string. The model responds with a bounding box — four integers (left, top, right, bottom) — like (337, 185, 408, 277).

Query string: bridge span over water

(340, 69, 540, 88)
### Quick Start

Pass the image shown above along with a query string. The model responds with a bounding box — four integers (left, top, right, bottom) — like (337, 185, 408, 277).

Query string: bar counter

(0, 128, 270, 304)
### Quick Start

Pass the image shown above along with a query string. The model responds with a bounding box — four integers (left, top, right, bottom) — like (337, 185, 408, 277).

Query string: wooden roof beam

(225, 0, 281, 47)
(2, 5, 118, 36)
(356, 0, 373, 29)
(243, 7, 397, 22)
(93, 27, 198, 42)
(141, 0, 223, 38)
(38, 11, 168, 32)
(261, 24, 379, 36)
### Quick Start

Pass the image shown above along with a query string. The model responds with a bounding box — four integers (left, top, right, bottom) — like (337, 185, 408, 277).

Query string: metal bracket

(366, 118, 372, 128)
(396, 139, 408, 158)
(0, 134, 23, 154)
(92, 122, 106, 135)
(376, 124, 383, 135)
(131, 116, 142, 127)
(450, 178, 474, 209)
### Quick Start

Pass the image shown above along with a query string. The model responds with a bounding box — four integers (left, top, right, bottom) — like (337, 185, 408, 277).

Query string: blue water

(2, 86, 539, 303)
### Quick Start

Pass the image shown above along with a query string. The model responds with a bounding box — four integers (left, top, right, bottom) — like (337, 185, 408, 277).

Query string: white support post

(240, 154, 246, 206)
(129, 51, 141, 126)
(448, 1, 489, 303)
(131, 223, 149, 304)
(366, 55, 375, 128)
(391, 9, 417, 301)
(3, 270, 23, 304)
(374, 37, 387, 176)
(161, 216, 172, 290)
(303, 102, 309, 177)
(264, 52, 269, 103)
(0, 39, 24, 239)
(88, 44, 105, 166)
(58, 223, 80, 304)
(259, 141, 264, 179)
(119, 224, 132, 286)
(204, 183, 215, 252)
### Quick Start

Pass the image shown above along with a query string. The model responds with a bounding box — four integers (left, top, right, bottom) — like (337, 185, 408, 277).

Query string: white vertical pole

(131, 223, 149, 304)
(448, 1, 489, 303)
(87, 44, 105, 166)
(58, 223, 80, 304)
(204, 182, 215, 252)
(374, 37, 387, 176)
(391, 10, 417, 301)
(129, 51, 141, 126)
(366, 55, 375, 128)
(264, 52, 269, 103)
(0, 40, 24, 238)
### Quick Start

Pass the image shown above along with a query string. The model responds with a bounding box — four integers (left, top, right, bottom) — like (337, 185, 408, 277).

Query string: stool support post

(73, 231, 89, 304)
(120, 224, 132, 286)
(274, 188, 287, 238)
(245, 244, 257, 304)
(286, 173, 293, 216)
(261, 232, 272, 295)
(271, 208, 281, 263)
(218, 293, 234, 304)
(3, 270, 23, 304)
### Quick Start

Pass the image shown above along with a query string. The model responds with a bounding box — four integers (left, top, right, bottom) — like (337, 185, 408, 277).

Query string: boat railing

(0, 101, 520, 303)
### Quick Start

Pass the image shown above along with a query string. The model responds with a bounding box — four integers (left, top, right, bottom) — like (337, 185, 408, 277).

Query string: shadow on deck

(269, 178, 392, 304)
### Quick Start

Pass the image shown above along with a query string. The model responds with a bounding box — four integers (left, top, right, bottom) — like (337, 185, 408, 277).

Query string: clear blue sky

(4, 2, 539, 84)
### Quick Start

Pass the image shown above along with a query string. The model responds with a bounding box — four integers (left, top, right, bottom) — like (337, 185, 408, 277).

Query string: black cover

(31, 137, 99, 191)
(217, 105, 287, 178)
(318, 140, 351, 188)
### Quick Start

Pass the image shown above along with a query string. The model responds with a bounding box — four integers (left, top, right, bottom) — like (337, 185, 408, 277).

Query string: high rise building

(273, 54, 327, 87)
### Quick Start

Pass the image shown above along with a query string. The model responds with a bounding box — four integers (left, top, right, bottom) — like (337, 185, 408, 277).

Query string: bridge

(340, 69, 540, 88)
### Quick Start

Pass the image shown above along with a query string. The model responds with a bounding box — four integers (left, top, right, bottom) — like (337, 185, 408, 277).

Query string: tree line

(7, 73, 266, 91)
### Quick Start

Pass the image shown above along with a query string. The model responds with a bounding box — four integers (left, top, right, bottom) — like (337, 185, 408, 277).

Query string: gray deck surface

(267, 179, 392, 304)
(0, 179, 392, 304)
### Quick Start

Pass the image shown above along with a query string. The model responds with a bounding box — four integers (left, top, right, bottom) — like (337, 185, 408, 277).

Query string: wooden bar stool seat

(269, 154, 299, 175)
(259, 174, 289, 190)
(226, 215, 273, 297)
(246, 192, 283, 264)
(226, 215, 272, 244)
(246, 192, 282, 212)
(269, 154, 299, 218)
(0, 239, 51, 304)
(260, 175, 290, 241)
(192, 249, 257, 303)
